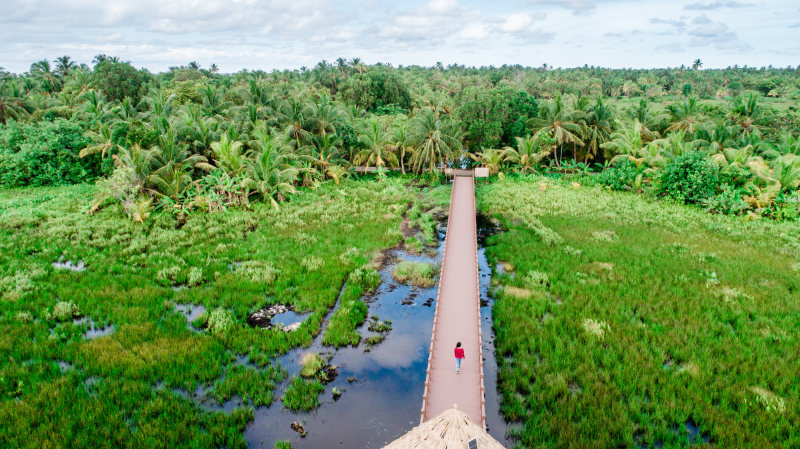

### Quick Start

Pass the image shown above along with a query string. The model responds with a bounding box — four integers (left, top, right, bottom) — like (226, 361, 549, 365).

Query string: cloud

(650, 17, 687, 28)
(458, 23, 490, 40)
(692, 15, 712, 24)
(498, 12, 534, 32)
(684, 1, 753, 10)
(687, 19, 750, 50)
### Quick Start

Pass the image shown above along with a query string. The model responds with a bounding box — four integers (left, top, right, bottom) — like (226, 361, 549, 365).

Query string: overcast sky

(1, 0, 798, 73)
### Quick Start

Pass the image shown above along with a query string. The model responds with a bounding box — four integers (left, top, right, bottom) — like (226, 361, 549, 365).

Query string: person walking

(454, 341, 465, 374)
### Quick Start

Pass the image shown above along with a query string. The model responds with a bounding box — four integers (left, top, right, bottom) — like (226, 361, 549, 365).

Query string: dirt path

(421, 174, 485, 427)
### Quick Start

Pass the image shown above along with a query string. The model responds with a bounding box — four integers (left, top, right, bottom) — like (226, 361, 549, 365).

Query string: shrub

(52, 301, 80, 322)
(282, 376, 324, 412)
(348, 266, 381, 293)
(206, 308, 234, 334)
(236, 261, 278, 284)
(704, 184, 749, 215)
(597, 159, 641, 191)
(0, 119, 98, 187)
(658, 151, 720, 204)
(392, 261, 436, 287)
(299, 353, 324, 378)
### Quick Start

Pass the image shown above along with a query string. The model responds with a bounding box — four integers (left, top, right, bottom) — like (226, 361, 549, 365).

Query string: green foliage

(658, 151, 720, 204)
(348, 266, 381, 293)
(339, 70, 412, 111)
(274, 441, 292, 449)
(92, 60, 153, 103)
(456, 87, 538, 150)
(597, 159, 642, 191)
(211, 364, 285, 407)
(0, 119, 99, 187)
(281, 376, 324, 412)
(52, 301, 80, 322)
(299, 353, 324, 378)
(206, 308, 235, 335)
(704, 184, 749, 215)
(392, 261, 436, 287)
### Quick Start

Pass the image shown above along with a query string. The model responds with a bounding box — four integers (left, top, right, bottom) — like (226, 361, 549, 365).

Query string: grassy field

(0, 178, 414, 448)
(477, 175, 800, 448)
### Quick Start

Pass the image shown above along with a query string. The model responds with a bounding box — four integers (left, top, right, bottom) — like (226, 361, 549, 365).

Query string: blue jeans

(456, 358, 462, 371)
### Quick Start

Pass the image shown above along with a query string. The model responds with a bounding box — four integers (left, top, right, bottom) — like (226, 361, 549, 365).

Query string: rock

(291, 421, 307, 437)
(246, 304, 290, 328)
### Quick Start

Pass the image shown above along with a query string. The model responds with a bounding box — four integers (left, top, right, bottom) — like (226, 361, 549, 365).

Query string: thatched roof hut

(382, 407, 505, 449)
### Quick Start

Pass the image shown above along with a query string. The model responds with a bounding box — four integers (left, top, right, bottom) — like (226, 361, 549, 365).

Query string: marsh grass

(478, 176, 800, 448)
(0, 178, 413, 447)
(392, 261, 437, 288)
(281, 376, 324, 412)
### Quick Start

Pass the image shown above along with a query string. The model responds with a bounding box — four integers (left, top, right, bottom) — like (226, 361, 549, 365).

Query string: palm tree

(80, 89, 112, 125)
(354, 117, 397, 169)
(729, 93, 771, 135)
(581, 97, 614, 163)
(694, 121, 737, 154)
(211, 135, 247, 177)
(469, 148, 506, 175)
(243, 134, 299, 209)
(666, 97, 705, 135)
(79, 123, 118, 159)
(503, 134, 554, 173)
(528, 95, 584, 166)
(389, 118, 414, 174)
(0, 80, 28, 125)
(54, 56, 77, 76)
(408, 109, 462, 174)
(692, 59, 703, 70)
(279, 96, 313, 151)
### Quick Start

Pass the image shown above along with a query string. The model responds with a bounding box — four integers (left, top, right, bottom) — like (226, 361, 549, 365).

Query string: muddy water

(243, 217, 510, 448)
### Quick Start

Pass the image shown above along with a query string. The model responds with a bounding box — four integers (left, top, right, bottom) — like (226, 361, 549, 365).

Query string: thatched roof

(382, 407, 505, 449)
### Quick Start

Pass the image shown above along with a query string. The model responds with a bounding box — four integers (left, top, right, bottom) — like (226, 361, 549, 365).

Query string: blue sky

(1, 0, 798, 73)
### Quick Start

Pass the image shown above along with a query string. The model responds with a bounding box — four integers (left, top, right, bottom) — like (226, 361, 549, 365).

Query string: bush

(281, 376, 324, 412)
(52, 301, 80, 322)
(704, 184, 749, 215)
(392, 261, 436, 287)
(0, 119, 99, 187)
(339, 70, 412, 111)
(92, 61, 153, 103)
(597, 159, 641, 191)
(348, 266, 381, 293)
(658, 151, 719, 204)
(206, 308, 235, 334)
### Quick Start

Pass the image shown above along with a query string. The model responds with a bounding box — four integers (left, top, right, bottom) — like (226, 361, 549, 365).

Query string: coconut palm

(54, 56, 77, 77)
(581, 97, 614, 163)
(211, 135, 247, 177)
(666, 97, 705, 134)
(503, 134, 553, 173)
(79, 123, 118, 159)
(0, 80, 28, 125)
(243, 134, 299, 209)
(354, 117, 397, 169)
(389, 117, 414, 174)
(408, 109, 462, 174)
(469, 148, 506, 175)
(279, 96, 313, 151)
(528, 95, 584, 166)
(694, 122, 737, 154)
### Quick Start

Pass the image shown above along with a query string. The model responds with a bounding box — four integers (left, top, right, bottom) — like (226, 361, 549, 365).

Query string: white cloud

(459, 23, 490, 40)
(498, 12, 534, 33)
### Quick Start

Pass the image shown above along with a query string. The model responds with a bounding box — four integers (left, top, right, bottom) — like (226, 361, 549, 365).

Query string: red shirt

(454, 347, 465, 359)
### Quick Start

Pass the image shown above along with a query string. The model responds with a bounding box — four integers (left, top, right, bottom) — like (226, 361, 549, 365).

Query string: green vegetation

(299, 352, 324, 378)
(478, 176, 800, 448)
(211, 364, 286, 407)
(0, 178, 411, 448)
(273, 441, 292, 449)
(2, 56, 800, 446)
(392, 261, 437, 287)
(281, 376, 325, 412)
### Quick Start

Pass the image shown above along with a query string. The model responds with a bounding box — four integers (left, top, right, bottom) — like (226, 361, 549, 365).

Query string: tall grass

(0, 178, 413, 447)
(478, 176, 800, 448)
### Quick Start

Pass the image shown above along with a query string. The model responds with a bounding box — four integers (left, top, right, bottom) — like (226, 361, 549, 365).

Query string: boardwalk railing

(419, 170, 486, 429)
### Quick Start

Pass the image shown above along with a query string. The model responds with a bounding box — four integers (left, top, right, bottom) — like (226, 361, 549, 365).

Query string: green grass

(392, 261, 437, 287)
(0, 178, 413, 448)
(281, 376, 325, 412)
(478, 176, 800, 448)
(211, 364, 286, 407)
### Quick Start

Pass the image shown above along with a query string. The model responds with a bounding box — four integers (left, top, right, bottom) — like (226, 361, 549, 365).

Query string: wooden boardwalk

(420, 174, 485, 427)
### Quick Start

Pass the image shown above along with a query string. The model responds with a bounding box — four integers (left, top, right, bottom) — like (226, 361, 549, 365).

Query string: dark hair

(456, 342, 461, 347)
